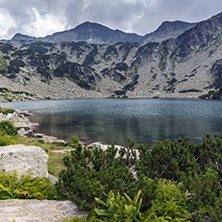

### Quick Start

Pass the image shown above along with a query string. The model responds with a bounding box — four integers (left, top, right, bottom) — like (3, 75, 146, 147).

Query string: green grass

(0, 107, 15, 115)
(12, 135, 72, 177)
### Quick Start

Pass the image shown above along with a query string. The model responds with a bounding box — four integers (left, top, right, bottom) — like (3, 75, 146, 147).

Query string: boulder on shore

(0, 199, 88, 222)
(0, 144, 49, 178)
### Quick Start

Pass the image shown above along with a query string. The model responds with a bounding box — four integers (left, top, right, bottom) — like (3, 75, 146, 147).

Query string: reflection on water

(1, 98, 222, 146)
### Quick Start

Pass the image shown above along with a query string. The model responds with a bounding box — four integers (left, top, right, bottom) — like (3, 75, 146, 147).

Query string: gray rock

(29, 122, 39, 131)
(0, 113, 5, 121)
(18, 128, 36, 137)
(0, 144, 49, 178)
(51, 149, 75, 154)
(42, 135, 58, 143)
(34, 133, 45, 138)
(13, 119, 30, 130)
(17, 110, 33, 117)
(23, 129, 36, 138)
(5, 112, 19, 123)
(0, 199, 88, 222)
(48, 173, 58, 184)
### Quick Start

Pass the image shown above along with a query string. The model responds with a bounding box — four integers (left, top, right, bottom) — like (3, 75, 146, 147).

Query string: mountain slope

(143, 20, 197, 43)
(1, 12, 222, 101)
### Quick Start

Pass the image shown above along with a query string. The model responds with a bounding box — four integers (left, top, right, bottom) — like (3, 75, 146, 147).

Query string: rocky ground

(0, 110, 89, 221)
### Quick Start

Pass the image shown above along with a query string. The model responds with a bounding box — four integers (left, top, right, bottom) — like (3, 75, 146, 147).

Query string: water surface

(1, 98, 222, 146)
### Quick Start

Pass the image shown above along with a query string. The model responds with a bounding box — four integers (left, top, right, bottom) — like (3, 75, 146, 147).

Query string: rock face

(0, 199, 88, 222)
(0, 144, 49, 178)
(1, 12, 222, 100)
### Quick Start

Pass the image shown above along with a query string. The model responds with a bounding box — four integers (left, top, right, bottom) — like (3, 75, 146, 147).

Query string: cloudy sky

(1, 0, 222, 39)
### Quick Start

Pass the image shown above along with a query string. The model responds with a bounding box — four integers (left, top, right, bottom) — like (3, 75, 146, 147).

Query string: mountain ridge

(10, 20, 196, 45)
(0, 12, 222, 101)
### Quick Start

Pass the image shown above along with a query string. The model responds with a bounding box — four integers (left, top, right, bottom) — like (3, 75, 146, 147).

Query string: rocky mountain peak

(143, 20, 197, 43)
(12, 33, 36, 41)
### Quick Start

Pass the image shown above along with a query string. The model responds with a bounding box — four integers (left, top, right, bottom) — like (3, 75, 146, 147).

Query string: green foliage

(104, 45, 118, 60)
(145, 179, 190, 221)
(53, 62, 93, 89)
(57, 134, 222, 221)
(0, 131, 15, 146)
(158, 57, 167, 72)
(9, 59, 25, 67)
(0, 171, 57, 200)
(0, 120, 17, 136)
(61, 216, 87, 222)
(179, 89, 202, 93)
(199, 87, 222, 100)
(0, 107, 14, 115)
(94, 190, 143, 221)
(119, 42, 139, 61)
(83, 45, 98, 66)
(123, 74, 139, 91)
(167, 77, 177, 86)
(56, 142, 158, 211)
(72, 136, 80, 144)
(211, 59, 222, 88)
(0, 43, 14, 53)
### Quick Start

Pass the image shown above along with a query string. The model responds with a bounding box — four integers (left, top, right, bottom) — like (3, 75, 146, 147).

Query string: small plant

(0, 131, 15, 146)
(0, 171, 57, 200)
(0, 120, 17, 135)
(144, 179, 190, 221)
(72, 136, 80, 145)
(94, 190, 143, 221)
(60, 216, 87, 222)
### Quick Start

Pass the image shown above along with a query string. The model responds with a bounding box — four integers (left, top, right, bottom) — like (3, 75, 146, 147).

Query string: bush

(9, 59, 25, 67)
(0, 171, 57, 200)
(56, 142, 158, 211)
(56, 135, 222, 221)
(0, 120, 17, 136)
(145, 179, 190, 221)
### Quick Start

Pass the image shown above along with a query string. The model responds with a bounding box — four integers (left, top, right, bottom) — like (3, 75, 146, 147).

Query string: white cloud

(22, 8, 69, 37)
(0, 9, 16, 38)
(0, 0, 222, 39)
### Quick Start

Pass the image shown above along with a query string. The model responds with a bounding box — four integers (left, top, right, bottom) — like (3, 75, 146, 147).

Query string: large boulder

(0, 199, 88, 222)
(0, 144, 49, 178)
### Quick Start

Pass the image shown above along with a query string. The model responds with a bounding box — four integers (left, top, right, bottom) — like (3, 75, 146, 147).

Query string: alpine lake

(1, 98, 222, 146)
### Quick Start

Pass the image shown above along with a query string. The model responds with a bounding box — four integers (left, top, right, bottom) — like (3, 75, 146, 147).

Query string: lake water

(1, 98, 222, 146)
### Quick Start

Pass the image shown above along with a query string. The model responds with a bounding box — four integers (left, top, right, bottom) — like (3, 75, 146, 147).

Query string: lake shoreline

(1, 98, 222, 146)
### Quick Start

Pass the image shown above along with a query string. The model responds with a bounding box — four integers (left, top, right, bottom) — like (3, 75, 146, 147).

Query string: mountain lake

(1, 98, 222, 146)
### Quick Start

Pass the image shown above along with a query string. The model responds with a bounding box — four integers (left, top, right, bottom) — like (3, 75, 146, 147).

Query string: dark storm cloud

(0, 0, 222, 39)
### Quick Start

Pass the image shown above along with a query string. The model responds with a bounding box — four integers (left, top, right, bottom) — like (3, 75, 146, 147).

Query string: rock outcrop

(0, 144, 49, 178)
(0, 199, 88, 222)
(0, 111, 39, 137)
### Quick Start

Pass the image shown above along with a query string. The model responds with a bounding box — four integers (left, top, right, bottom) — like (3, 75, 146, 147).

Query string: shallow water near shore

(1, 98, 222, 146)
